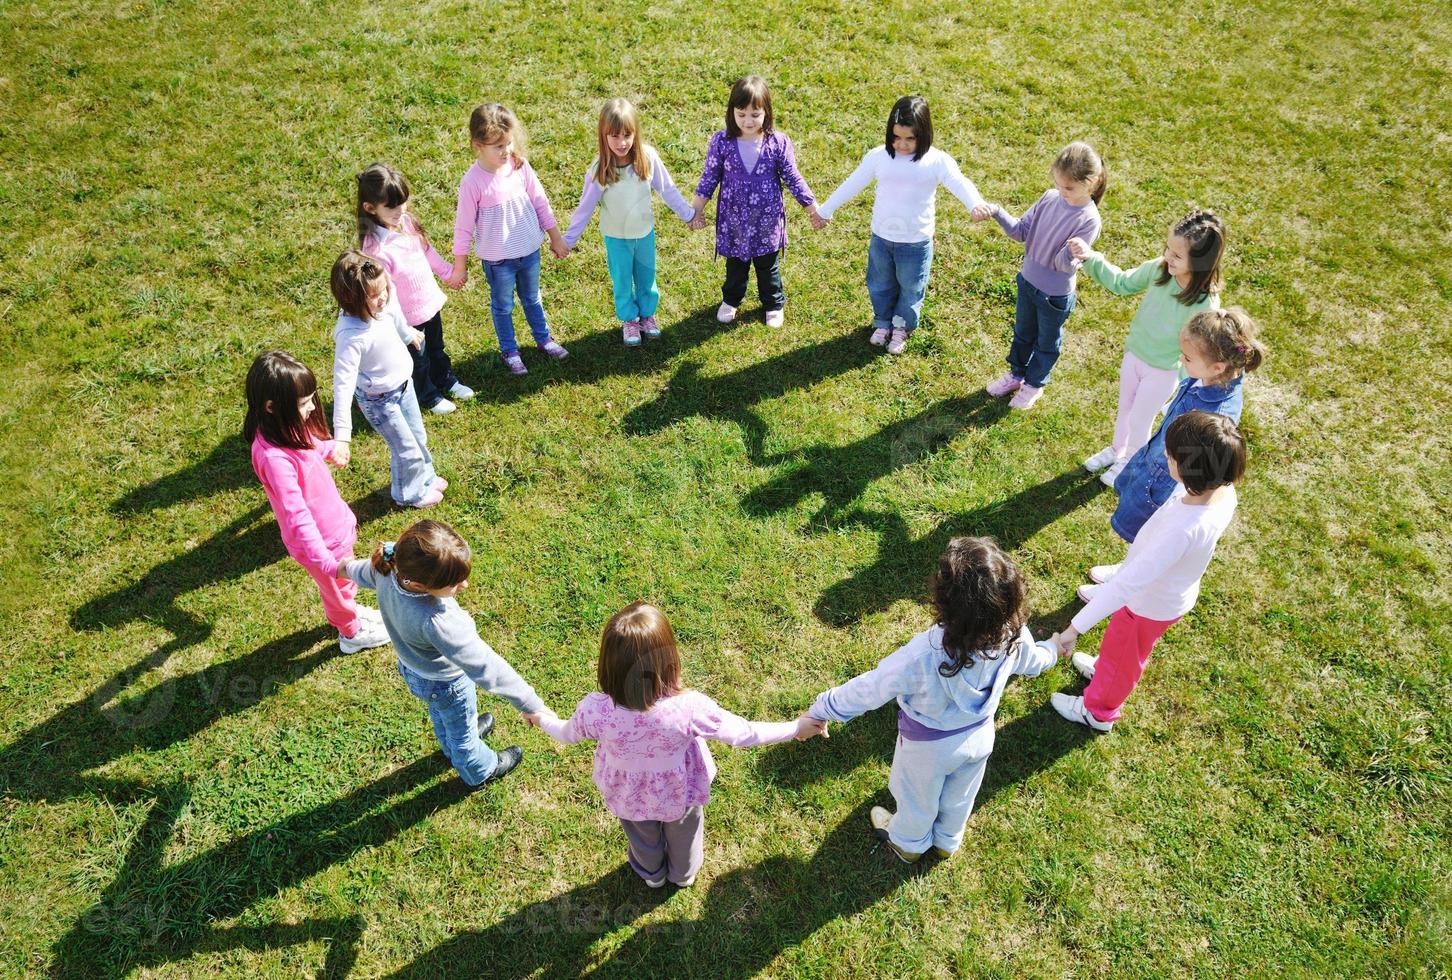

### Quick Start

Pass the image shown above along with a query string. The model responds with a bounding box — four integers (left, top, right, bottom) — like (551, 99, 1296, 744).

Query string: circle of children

(242, 75, 1267, 880)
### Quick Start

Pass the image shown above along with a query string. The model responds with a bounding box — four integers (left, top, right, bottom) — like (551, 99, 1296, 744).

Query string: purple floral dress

(694, 130, 816, 261)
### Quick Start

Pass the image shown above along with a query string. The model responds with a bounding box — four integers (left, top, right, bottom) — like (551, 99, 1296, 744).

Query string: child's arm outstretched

(689, 694, 821, 745)
(938, 153, 986, 213)
(430, 612, 549, 716)
(259, 456, 351, 577)
(560, 169, 604, 253)
(1053, 535, 1193, 655)
(1006, 624, 1060, 676)
(528, 695, 602, 744)
(815, 148, 879, 228)
(775, 134, 824, 228)
(976, 197, 1036, 241)
(806, 644, 921, 726)
(1066, 244, 1158, 297)
(519, 161, 569, 260)
(648, 148, 698, 225)
(689, 133, 726, 231)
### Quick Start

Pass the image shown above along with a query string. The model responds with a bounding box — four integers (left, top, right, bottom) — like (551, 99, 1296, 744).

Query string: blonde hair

(594, 98, 651, 187)
(1183, 307, 1267, 386)
(469, 103, 528, 165)
(1053, 141, 1107, 205)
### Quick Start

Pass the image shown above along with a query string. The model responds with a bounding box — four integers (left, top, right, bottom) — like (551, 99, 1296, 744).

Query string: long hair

(594, 98, 651, 187)
(931, 537, 1028, 676)
(1156, 209, 1225, 304)
(356, 162, 431, 247)
(243, 351, 329, 450)
(597, 601, 683, 711)
(725, 75, 773, 137)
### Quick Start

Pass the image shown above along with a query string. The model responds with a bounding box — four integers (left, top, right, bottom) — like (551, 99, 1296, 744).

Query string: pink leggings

(1083, 607, 1180, 723)
(300, 530, 360, 638)
(1112, 351, 1181, 457)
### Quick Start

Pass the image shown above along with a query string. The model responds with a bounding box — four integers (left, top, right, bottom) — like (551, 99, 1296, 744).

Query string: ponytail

(370, 540, 398, 575)
(1184, 307, 1268, 385)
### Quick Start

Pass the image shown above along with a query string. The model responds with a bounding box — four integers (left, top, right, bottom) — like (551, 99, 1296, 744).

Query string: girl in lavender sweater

(689, 75, 824, 329)
(528, 602, 825, 888)
(976, 141, 1106, 411)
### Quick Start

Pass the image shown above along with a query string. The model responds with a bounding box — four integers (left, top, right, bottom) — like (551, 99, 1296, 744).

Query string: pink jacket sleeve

(452, 170, 478, 257)
(520, 161, 558, 232)
(257, 450, 340, 576)
(687, 693, 797, 747)
(538, 693, 603, 744)
(408, 214, 454, 278)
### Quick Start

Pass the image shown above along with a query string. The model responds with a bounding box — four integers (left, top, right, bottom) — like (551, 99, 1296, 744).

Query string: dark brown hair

(1053, 141, 1107, 205)
(330, 250, 388, 320)
(1183, 307, 1266, 386)
(598, 601, 683, 711)
(370, 520, 473, 589)
(1156, 209, 1225, 304)
(931, 537, 1028, 676)
(725, 75, 773, 138)
(1165, 411, 1246, 494)
(356, 162, 431, 247)
(885, 95, 932, 161)
(243, 350, 329, 450)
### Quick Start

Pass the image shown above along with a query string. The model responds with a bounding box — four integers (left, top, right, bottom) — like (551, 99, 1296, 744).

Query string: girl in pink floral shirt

(529, 602, 824, 888)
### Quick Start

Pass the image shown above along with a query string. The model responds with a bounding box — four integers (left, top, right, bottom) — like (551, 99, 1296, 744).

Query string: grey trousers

(619, 806, 704, 885)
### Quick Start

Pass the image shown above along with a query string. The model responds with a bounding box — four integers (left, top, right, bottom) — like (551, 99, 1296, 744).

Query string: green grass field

(2, 0, 1449, 975)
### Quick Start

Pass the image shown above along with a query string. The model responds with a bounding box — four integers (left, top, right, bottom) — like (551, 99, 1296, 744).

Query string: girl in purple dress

(690, 75, 825, 329)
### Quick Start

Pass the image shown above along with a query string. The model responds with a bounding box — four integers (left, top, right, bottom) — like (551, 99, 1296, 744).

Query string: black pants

(408, 311, 459, 408)
(722, 250, 784, 311)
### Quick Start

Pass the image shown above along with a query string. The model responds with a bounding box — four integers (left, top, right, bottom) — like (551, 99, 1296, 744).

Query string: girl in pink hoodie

(245, 351, 389, 653)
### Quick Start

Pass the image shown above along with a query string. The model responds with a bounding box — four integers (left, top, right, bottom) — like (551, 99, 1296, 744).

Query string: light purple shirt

(992, 188, 1101, 296)
(538, 690, 797, 821)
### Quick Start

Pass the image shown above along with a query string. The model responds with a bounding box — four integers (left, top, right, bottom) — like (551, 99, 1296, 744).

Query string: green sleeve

(1084, 255, 1161, 296)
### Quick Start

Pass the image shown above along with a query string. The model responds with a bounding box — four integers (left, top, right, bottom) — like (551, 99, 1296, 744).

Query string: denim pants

(483, 249, 552, 356)
(866, 234, 934, 332)
(407, 311, 459, 409)
(603, 231, 659, 322)
(1007, 273, 1076, 388)
(397, 663, 498, 786)
(355, 380, 437, 507)
(886, 722, 994, 855)
(722, 250, 784, 310)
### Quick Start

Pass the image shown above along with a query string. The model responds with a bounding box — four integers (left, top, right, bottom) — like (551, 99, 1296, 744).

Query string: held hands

(409, 328, 425, 350)
(445, 261, 468, 289)
(1048, 628, 1079, 657)
(330, 441, 351, 467)
(1066, 237, 1093, 261)
(523, 707, 558, 729)
(970, 203, 996, 223)
(549, 238, 570, 260)
(687, 210, 709, 232)
(807, 205, 828, 230)
(794, 713, 829, 741)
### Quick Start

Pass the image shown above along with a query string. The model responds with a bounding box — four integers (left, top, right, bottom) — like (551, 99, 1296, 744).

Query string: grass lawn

(2, 0, 1449, 975)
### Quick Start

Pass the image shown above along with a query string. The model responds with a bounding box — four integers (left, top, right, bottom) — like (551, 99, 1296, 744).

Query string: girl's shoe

(356, 604, 383, 625)
(1089, 563, 1121, 584)
(673, 875, 696, 888)
(985, 372, 1023, 397)
(1083, 446, 1120, 472)
(434, 477, 449, 492)
(540, 339, 569, 360)
(1076, 582, 1099, 604)
(886, 328, 908, 355)
(448, 381, 476, 400)
(869, 805, 922, 863)
(932, 846, 955, 859)
(339, 618, 391, 654)
(764, 308, 784, 328)
(1009, 384, 1043, 410)
(429, 398, 457, 416)
(1051, 692, 1114, 732)
(413, 487, 445, 509)
(716, 302, 737, 323)
(621, 320, 642, 347)
(1099, 458, 1127, 487)
(503, 352, 528, 376)
(1071, 651, 1099, 680)
(869, 327, 889, 346)
(640, 314, 661, 338)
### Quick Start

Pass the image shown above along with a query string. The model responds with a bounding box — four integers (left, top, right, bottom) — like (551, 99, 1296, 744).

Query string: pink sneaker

(640, 315, 660, 338)
(886, 328, 908, 355)
(869, 327, 889, 346)
(621, 320, 642, 347)
(412, 487, 444, 509)
(985, 372, 1022, 397)
(434, 477, 449, 492)
(503, 352, 527, 376)
(540, 339, 569, 360)
(1009, 383, 1044, 410)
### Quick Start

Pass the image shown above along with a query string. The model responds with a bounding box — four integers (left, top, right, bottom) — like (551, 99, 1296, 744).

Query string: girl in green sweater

(1068, 209, 1226, 486)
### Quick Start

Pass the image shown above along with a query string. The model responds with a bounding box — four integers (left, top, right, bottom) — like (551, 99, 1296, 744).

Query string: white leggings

(1112, 351, 1181, 457)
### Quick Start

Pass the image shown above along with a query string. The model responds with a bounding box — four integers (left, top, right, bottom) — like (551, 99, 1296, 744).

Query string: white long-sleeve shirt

(1072, 486, 1238, 632)
(816, 146, 984, 243)
(331, 294, 416, 440)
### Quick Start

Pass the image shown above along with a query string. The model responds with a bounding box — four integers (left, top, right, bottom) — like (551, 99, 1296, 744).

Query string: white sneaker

(448, 381, 475, 400)
(1083, 446, 1120, 472)
(1051, 692, 1113, 732)
(429, 398, 457, 416)
(1071, 651, 1099, 680)
(764, 309, 784, 328)
(1089, 563, 1120, 584)
(673, 875, 696, 888)
(1099, 458, 1127, 487)
(1076, 582, 1100, 604)
(339, 618, 391, 653)
(716, 302, 737, 323)
(356, 605, 383, 625)
(886, 328, 908, 355)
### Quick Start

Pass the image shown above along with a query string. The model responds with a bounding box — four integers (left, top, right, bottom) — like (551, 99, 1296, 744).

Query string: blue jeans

(866, 234, 934, 332)
(398, 664, 498, 786)
(1007, 273, 1075, 388)
(482, 250, 552, 356)
(354, 380, 436, 507)
(603, 231, 659, 322)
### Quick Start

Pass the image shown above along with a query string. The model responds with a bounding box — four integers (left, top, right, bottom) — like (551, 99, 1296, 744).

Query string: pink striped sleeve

(520, 161, 558, 232)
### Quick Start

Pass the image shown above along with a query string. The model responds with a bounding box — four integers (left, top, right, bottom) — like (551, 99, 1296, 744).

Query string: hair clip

(1236, 344, 1247, 353)
(382, 542, 396, 561)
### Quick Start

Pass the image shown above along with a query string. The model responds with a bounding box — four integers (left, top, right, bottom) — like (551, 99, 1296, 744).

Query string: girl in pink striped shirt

(358, 163, 475, 416)
(527, 602, 825, 888)
(245, 351, 389, 653)
(447, 103, 570, 377)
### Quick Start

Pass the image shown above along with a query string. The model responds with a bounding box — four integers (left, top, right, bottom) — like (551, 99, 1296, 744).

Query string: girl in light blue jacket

(808, 537, 1057, 862)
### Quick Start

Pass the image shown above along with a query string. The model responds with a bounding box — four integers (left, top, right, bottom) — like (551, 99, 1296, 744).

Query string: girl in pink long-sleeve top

(528, 601, 825, 888)
(245, 351, 390, 653)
